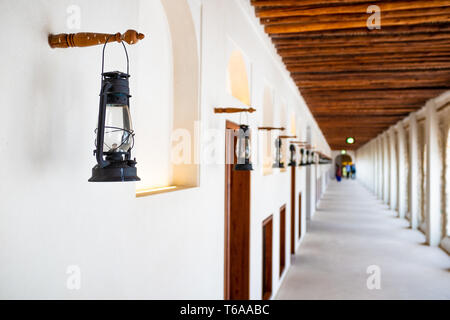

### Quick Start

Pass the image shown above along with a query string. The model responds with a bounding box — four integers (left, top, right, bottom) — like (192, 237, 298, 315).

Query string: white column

(425, 101, 442, 246)
(409, 113, 419, 230)
(383, 133, 390, 204)
(397, 123, 407, 219)
(389, 128, 397, 212)
(372, 141, 376, 193)
(377, 137, 383, 199)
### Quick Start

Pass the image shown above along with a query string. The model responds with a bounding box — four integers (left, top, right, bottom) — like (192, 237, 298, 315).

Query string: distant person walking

(351, 164, 356, 179)
(336, 165, 342, 182)
(346, 164, 351, 179)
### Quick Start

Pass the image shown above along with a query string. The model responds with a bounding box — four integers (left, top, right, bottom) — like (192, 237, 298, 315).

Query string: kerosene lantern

(273, 137, 284, 168)
(309, 151, 315, 165)
(235, 124, 253, 171)
(299, 148, 305, 166)
(288, 144, 296, 166)
(89, 41, 140, 182)
(304, 150, 310, 166)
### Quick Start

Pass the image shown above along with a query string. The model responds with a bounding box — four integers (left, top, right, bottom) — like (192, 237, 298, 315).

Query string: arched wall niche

(134, 0, 173, 192)
(289, 111, 296, 137)
(279, 101, 287, 172)
(135, 0, 200, 196)
(227, 49, 251, 106)
(262, 84, 274, 175)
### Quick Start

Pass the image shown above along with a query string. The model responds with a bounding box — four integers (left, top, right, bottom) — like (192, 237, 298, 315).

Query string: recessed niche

(279, 102, 288, 172)
(262, 85, 274, 175)
(289, 112, 297, 137)
(227, 49, 251, 106)
(134, 0, 200, 197)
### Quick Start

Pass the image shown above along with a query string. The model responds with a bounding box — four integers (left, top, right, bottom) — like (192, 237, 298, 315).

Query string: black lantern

(273, 137, 284, 168)
(300, 149, 308, 166)
(309, 152, 315, 165)
(235, 124, 253, 171)
(288, 144, 296, 166)
(89, 40, 140, 182)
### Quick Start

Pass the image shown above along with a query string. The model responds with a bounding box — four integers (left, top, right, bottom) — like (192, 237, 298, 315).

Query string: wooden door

(298, 193, 302, 239)
(224, 120, 251, 300)
(290, 165, 296, 255)
(262, 215, 273, 300)
(279, 205, 286, 277)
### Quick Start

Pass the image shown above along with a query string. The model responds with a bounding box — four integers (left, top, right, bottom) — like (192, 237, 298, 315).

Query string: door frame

(262, 214, 273, 300)
(290, 165, 296, 255)
(224, 120, 251, 300)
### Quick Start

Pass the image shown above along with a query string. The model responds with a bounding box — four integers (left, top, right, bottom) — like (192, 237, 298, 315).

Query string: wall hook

(214, 107, 256, 114)
(48, 29, 145, 49)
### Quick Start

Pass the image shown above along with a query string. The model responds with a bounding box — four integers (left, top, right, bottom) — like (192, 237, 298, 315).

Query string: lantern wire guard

(234, 112, 253, 171)
(89, 36, 140, 182)
(273, 136, 284, 168)
(288, 144, 296, 167)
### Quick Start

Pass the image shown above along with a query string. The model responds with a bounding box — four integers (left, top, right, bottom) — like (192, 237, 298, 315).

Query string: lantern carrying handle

(101, 35, 130, 76)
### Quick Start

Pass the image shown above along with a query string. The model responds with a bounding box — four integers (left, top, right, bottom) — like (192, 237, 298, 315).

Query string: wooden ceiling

(251, 0, 450, 150)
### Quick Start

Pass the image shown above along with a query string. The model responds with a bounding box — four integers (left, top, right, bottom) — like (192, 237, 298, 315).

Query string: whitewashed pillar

(377, 137, 383, 199)
(425, 100, 442, 246)
(409, 113, 419, 230)
(372, 141, 376, 193)
(397, 123, 407, 219)
(389, 128, 397, 212)
(383, 133, 390, 204)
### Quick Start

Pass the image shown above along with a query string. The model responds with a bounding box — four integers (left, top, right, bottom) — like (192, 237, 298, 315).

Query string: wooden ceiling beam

(296, 81, 450, 90)
(282, 52, 450, 63)
(322, 128, 385, 133)
(306, 102, 429, 108)
(284, 55, 450, 65)
(269, 24, 450, 38)
(301, 85, 450, 92)
(307, 103, 422, 109)
(312, 109, 414, 115)
(275, 38, 450, 50)
(266, 14, 450, 33)
(291, 69, 450, 80)
(271, 32, 450, 46)
(304, 98, 425, 105)
(255, 1, 450, 18)
(262, 7, 450, 26)
(316, 115, 402, 121)
(251, 0, 374, 8)
(287, 61, 450, 73)
(301, 88, 447, 97)
(277, 43, 450, 57)
(305, 100, 429, 107)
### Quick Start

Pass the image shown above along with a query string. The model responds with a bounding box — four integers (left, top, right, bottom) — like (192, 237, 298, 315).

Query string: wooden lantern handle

(48, 29, 145, 48)
(214, 107, 256, 114)
(258, 126, 285, 131)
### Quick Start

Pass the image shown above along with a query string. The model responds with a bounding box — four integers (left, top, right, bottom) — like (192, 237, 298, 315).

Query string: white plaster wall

(0, 0, 330, 299)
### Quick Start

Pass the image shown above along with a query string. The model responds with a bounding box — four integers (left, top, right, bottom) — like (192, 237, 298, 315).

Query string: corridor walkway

(276, 180, 450, 300)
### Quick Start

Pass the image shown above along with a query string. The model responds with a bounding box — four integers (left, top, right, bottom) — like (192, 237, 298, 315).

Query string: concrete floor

(276, 179, 450, 300)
